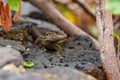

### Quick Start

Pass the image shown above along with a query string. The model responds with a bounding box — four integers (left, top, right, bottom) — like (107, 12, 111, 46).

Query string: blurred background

(21, 0, 97, 38)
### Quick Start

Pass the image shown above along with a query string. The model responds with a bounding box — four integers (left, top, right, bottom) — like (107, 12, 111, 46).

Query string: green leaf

(106, 0, 120, 16)
(23, 61, 34, 68)
(8, 0, 20, 11)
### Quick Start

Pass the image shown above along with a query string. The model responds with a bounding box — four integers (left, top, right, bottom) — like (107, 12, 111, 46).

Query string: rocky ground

(0, 2, 105, 80)
(0, 19, 105, 80)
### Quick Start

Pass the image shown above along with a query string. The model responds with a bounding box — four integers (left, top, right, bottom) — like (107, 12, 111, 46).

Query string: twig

(113, 16, 120, 25)
(117, 40, 120, 72)
(22, 0, 99, 50)
(113, 16, 120, 31)
(95, 0, 120, 80)
(72, 0, 96, 20)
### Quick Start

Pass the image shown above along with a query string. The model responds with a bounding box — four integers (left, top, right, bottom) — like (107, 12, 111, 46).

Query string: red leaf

(3, 3, 12, 31)
(0, 1, 4, 26)
(0, 1, 21, 31)
(0, 1, 12, 31)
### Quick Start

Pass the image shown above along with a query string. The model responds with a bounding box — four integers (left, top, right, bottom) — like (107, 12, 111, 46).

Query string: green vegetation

(8, 0, 20, 11)
(23, 61, 34, 68)
(106, 0, 120, 16)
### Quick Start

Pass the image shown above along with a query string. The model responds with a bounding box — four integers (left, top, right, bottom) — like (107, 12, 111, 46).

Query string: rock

(0, 47, 23, 68)
(23, 46, 52, 69)
(0, 70, 40, 80)
(21, 1, 39, 15)
(21, 17, 65, 34)
(23, 45, 101, 72)
(64, 36, 97, 50)
(1, 64, 26, 73)
(35, 67, 97, 80)
(0, 40, 25, 51)
(0, 67, 96, 80)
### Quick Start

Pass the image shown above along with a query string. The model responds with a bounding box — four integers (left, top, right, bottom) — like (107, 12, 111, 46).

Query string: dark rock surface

(0, 20, 103, 79)
(64, 36, 97, 50)
(0, 1, 104, 79)
(23, 46, 101, 72)
(0, 40, 25, 51)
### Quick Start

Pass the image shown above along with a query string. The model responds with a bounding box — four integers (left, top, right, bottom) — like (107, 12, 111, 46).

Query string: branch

(95, 0, 120, 80)
(22, 0, 99, 49)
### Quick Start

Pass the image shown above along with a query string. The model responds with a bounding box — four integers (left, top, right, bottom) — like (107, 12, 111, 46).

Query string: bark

(95, 0, 120, 80)
(22, 0, 99, 49)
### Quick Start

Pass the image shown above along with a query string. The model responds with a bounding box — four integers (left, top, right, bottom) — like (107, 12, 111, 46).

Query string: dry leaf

(0, 1, 21, 31)
(3, 3, 12, 31)
(0, 1, 4, 26)
(0, 1, 12, 31)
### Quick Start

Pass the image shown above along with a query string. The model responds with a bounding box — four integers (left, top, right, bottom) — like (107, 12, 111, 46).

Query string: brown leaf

(3, 3, 12, 31)
(0, 1, 4, 26)
(0, 1, 12, 31)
